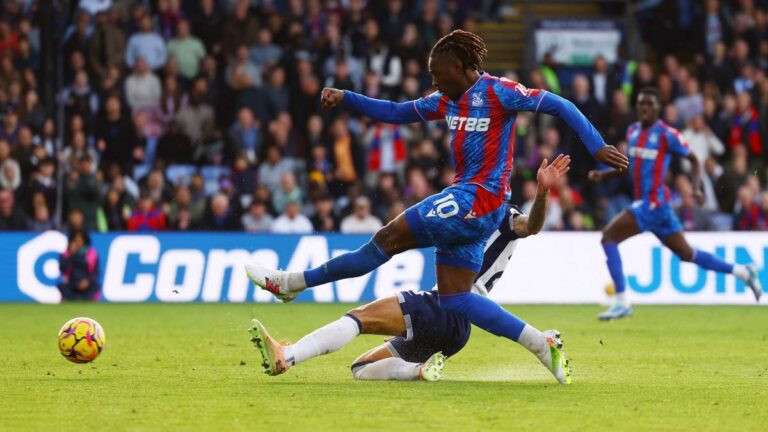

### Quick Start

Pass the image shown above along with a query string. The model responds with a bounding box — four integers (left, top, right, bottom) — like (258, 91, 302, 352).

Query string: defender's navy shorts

(386, 290, 471, 363)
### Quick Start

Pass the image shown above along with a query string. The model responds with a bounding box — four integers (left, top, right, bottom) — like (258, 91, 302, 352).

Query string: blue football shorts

(404, 184, 506, 272)
(628, 200, 683, 238)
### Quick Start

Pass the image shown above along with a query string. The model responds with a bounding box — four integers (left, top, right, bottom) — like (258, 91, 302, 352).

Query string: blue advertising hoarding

(4, 231, 436, 303)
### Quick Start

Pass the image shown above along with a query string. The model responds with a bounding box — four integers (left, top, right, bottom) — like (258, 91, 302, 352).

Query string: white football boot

(245, 263, 302, 302)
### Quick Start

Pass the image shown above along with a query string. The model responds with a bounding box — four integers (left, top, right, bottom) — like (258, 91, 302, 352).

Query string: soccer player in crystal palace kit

(246, 30, 628, 377)
(589, 87, 761, 321)
(250, 156, 571, 382)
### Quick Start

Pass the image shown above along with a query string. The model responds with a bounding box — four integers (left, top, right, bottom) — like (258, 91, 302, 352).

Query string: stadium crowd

(0, 0, 767, 234)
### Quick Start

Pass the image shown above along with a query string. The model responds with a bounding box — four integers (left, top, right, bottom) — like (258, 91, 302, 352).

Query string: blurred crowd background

(0, 0, 767, 234)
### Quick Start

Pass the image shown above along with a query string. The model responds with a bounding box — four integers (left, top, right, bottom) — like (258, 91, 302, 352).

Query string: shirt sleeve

(413, 91, 445, 121)
(494, 78, 547, 112)
(341, 91, 426, 124)
(667, 128, 691, 156)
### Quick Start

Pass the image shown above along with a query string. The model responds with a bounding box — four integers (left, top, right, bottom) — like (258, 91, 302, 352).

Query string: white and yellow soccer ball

(57, 317, 106, 363)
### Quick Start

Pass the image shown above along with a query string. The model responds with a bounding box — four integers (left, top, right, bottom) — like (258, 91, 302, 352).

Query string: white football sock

(732, 265, 750, 281)
(351, 357, 421, 380)
(284, 315, 360, 366)
(285, 272, 307, 291)
(615, 292, 629, 307)
(517, 324, 550, 365)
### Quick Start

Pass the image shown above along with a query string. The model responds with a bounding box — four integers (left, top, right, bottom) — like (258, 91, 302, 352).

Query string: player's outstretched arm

(514, 154, 571, 237)
(321, 88, 423, 124)
(537, 93, 629, 170)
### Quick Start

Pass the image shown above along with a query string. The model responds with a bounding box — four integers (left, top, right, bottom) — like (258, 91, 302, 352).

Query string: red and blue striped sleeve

(413, 91, 446, 121)
(666, 127, 691, 156)
(341, 91, 425, 124)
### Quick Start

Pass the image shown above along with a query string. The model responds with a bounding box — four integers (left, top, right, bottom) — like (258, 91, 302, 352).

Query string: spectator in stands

(271, 199, 312, 234)
(125, 57, 162, 112)
(95, 95, 139, 175)
(258, 145, 293, 195)
(250, 28, 282, 70)
(340, 196, 382, 234)
(61, 131, 98, 175)
(166, 19, 205, 81)
(327, 116, 363, 196)
(715, 145, 750, 212)
(200, 192, 242, 231)
(89, 11, 125, 78)
(142, 169, 173, 205)
(0, 188, 26, 230)
(363, 123, 409, 189)
(566, 74, 607, 180)
(743, 191, 768, 230)
(29, 201, 54, 231)
(729, 91, 763, 157)
(264, 66, 289, 116)
(310, 194, 338, 232)
(272, 171, 302, 214)
(242, 199, 273, 233)
(590, 55, 616, 106)
(60, 70, 99, 134)
(19, 89, 45, 133)
(125, 14, 167, 70)
(734, 185, 760, 230)
(176, 78, 214, 145)
(58, 230, 101, 301)
(192, 0, 222, 55)
(0, 107, 20, 145)
(0, 150, 21, 195)
(127, 194, 166, 231)
(231, 154, 256, 197)
(606, 89, 634, 146)
(683, 115, 725, 169)
(675, 77, 704, 125)
(29, 157, 56, 212)
(364, 19, 402, 97)
(229, 107, 260, 163)
(676, 175, 716, 231)
(97, 188, 129, 232)
(65, 155, 100, 230)
(221, 0, 259, 58)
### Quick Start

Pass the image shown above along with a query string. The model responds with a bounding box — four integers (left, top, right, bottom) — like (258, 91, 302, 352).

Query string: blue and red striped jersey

(626, 120, 690, 206)
(413, 73, 546, 199)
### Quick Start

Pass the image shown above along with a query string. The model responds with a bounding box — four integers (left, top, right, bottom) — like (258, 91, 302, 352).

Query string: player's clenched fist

(321, 88, 344, 108)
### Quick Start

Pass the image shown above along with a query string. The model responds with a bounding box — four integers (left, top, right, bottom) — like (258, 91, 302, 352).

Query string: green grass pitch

(2, 303, 767, 431)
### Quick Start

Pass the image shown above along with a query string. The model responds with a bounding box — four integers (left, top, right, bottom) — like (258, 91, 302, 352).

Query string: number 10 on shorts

(433, 194, 458, 218)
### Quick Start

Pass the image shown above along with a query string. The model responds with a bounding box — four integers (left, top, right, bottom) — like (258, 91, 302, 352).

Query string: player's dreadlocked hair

(430, 30, 487, 71)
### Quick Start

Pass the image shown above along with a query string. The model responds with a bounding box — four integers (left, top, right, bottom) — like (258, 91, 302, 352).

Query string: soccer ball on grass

(57, 317, 106, 363)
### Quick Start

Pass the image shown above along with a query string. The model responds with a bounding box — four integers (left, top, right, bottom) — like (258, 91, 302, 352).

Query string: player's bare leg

(249, 296, 408, 376)
(599, 210, 642, 320)
(435, 265, 571, 384)
(661, 232, 762, 301)
(246, 212, 420, 302)
(346, 296, 406, 335)
(350, 344, 446, 381)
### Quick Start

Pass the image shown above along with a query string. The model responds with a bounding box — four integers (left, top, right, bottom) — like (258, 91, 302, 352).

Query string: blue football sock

(438, 291, 527, 341)
(692, 249, 734, 274)
(603, 242, 627, 294)
(303, 240, 391, 287)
